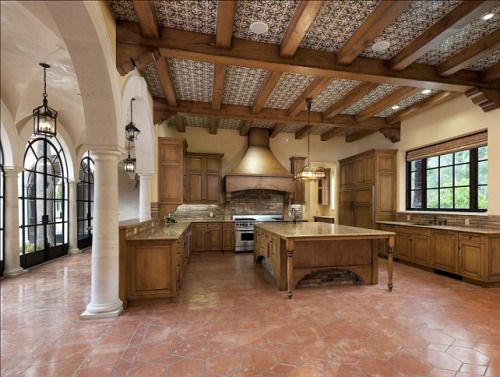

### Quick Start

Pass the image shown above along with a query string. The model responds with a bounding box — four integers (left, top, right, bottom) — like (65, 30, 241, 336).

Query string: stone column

(138, 173, 153, 222)
(80, 150, 123, 319)
(3, 167, 26, 277)
(68, 180, 80, 254)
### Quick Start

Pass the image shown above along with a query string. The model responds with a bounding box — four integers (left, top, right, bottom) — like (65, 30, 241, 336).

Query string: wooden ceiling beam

(239, 121, 252, 136)
(387, 91, 458, 124)
(209, 118, 218, 135)
(132, 1, 159, 39)
(481, 62, 500, 82)
(212, 63, 226, 110)
(153, 53, 178, 107)
(465, 87, 500, 112)
(116, 23, 497, 91)
(153, 98, 388, 129)
(320, 127, 344, 141)
(391, 1, 494, 71)
(216, 0, 237, 48)
(437, 29, 500, 76)
(346, 129, 378, 143)
(280, 1, 324, 58)
(337, 1, 412, 65)
(323, 82, 379, 118)
(355, 87, 420, 122)
(288, 77, 332, 116)
(154, 111, 176, 125)
(295, 125, 312, 140)
(252, 71, 282, 113)
(270, 123, 287, 138)
(175, 114, 185, 132)
(380, 127, 401, 143)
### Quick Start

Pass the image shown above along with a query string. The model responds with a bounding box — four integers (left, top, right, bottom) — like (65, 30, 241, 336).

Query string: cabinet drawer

(459, 233, 484, 244)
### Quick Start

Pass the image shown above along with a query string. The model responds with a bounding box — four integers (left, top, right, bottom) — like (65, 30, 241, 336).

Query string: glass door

(77, 153, 94, 249)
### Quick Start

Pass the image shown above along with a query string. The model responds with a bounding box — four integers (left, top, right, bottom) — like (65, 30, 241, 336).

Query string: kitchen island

(254, 222, 396, 298)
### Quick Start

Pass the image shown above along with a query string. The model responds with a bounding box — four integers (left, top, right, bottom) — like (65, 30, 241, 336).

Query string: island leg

(387, 235, 394, 291)
(286, 239, 294, 299)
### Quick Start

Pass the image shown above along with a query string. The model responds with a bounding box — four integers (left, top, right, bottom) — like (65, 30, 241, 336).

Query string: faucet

(291, 208, 297, 224)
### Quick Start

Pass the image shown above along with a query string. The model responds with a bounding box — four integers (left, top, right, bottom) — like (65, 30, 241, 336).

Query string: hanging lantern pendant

(33, 63, 58, 137)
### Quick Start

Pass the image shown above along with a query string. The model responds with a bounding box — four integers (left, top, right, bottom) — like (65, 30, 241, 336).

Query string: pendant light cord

(306, 98, 312, 166)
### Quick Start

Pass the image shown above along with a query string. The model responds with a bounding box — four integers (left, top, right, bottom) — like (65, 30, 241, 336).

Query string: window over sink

(406, 132, 487, 212)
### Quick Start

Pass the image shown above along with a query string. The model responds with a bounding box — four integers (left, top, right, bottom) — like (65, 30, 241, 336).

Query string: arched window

(0, 142, 4, 276)
(19, 137, 69, 268)
(77, 153, 94, 249)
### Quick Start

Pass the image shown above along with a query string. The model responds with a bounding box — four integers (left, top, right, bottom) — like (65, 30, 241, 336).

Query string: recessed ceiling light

(421, 89, 432, 95)
(391, 105, 400, 110)
(250, 21, 269, 35)
(482, 13, 494, 21)
(372, 41, 390, 52)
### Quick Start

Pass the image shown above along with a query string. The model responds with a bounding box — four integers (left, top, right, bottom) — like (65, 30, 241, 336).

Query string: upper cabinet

(158, 138, 186, 218)
(318, 168, 331, 206)
(185, 153, 223, 204)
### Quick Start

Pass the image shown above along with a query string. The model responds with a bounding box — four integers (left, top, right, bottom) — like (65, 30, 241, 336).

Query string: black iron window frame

(77, 152, 94, 249)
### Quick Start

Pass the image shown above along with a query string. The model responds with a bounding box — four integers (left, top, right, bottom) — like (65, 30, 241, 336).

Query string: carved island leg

(286, 239, 295, 299)
(388, 235, 395, 291)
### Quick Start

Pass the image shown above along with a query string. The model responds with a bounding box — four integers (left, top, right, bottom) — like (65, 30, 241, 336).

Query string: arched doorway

(19, 137, 69, 268)
(77, 152, 94, 249)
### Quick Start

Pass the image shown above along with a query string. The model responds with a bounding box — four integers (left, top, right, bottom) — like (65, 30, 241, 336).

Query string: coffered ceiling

(109, 0, 500, 143)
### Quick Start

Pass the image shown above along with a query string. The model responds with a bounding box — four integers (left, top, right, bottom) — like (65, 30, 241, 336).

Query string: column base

(80, 307, 123, 320)
(80, 300, 123, 320)
(4, 267, 27, 278)
(69, 248, 82, 255)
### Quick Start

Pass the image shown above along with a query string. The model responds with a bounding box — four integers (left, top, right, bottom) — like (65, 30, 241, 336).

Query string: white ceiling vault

(110, 0, 500, 141)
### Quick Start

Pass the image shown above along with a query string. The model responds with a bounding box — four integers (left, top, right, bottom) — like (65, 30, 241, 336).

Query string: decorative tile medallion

(233, 0, 298, 44)
(375, 89, 437, 118)
(183, 115, 211, 128)
(142, 63, 165, 98)
(310, 124, 337, 135)
(108, 0, 138, 22)
(219, 119, 242, 130)
(153, 0, 217, 34)
(223, 66, 267, 106)
(311, 79, 361, 112)
(251, 121, 275, 129)
(361, 1, 460, 60)
(301, 1, 379, 52)
(281, 124, 306, 134)
(265, 73, 315, 110)
(343, 84, 399, 115)
(168, 58, 214, 102)
(417, 5, 500, 66)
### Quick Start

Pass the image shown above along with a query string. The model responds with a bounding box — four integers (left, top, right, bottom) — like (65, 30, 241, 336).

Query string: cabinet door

(187, 173, 203, 203)
(432, 230, 458, 273)
(364, 154, 375, 185)
(206, 224, 223, 251)
(413, 235, 431, 266)
(159, 165, 182, 203)
(340, 161, 354, 190)
(191, 224, 207, 251)
(206, 174, 220, 203)
(395, 232, 412, 261)
(338, 190, 354, 226)
(354, 157, 366, 185)
(290, 157, 306, 204)
(458, 241, 484, 280)
(353, 188, 373, 229)
(222, 223, 235, 251)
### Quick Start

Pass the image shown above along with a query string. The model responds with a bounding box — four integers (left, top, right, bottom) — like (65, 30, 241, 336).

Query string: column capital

(3, 166, 23, 176)
(137, 171, 155, 178)
(90, 148, 123, 162)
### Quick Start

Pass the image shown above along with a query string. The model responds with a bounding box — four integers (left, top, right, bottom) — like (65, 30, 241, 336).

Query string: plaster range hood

(225, 128, 295, 194)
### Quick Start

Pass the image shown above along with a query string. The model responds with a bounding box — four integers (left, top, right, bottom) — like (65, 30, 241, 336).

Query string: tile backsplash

(231, 189, 285, 216)
(173, 204, 225, 219)
(396, 212, 500, 229)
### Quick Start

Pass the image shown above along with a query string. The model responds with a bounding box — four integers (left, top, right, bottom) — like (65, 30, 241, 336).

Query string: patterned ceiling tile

(375, 89, 437, 118)
(168, 58, 214, 102)
(417, 4, 500, 66)
(342, 84, 399, 115)
(223, 66, 267, 106)
(219, 119, 242, 130)
(152, 0, 217, 34)
(300, 1, 379, 52)
(265, 73, 315, 110)
(183, 115, 211, 128)
(233, 0, 299, 44)
(361, 1, 460, 60)
(310, 124, 337, 135)
(251, 121, 275, 129)
(142, 63, 165, 98)
(108, 0, 138, 22)
(468, 50, 500, 71)
(311, 79, 361, 112)
(281, 124, 306, 133)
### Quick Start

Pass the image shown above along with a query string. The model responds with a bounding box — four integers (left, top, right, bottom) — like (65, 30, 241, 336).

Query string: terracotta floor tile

(447, 346, 490, 365)
(358, 358, 398, 377)
(459, 363, 488, 375)
(74, 366, 114, 377)
(423, 350, 463, 371)
(391, 353, 431, 375)
(166, 358, 206, 377)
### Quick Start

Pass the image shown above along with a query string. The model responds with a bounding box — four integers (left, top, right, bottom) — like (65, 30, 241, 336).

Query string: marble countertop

(377, 221, 500, 235)
(255, 222, 395, 239)
(126, 223, 191, 241)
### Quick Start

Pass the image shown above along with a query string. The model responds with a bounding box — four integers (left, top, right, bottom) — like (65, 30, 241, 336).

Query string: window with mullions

(77, 153, 94, 249)
(407, 146, 488, 212)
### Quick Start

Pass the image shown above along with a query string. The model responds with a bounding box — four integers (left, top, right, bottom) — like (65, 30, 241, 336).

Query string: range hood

(225, 128, 295, 193)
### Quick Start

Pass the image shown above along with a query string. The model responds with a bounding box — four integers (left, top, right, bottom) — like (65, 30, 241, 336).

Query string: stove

(233, 214, 284, 252)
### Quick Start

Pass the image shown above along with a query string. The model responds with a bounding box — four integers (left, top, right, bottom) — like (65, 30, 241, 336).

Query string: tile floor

(1, 251, 500, 377)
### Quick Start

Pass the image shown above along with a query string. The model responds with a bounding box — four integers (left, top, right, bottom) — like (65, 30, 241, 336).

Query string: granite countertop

(255, 222, 395, 239)
(377, 221, 500, 235)
(126, 223, 191, 241)
(176, 218, 234, 223)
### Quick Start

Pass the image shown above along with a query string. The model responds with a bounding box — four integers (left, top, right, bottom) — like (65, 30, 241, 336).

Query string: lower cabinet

(395, 231, 412, 262)
(412, 234, 431, 266)
(394, 226, 431, 265)
(431, 230, 458, 273)
(191, 222, 234, 252)
(458, 233, 485, 280)
(223, 222, 235, 250)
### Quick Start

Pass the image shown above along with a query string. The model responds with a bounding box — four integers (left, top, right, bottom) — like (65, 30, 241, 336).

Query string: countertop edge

(376, 221, 500, 235)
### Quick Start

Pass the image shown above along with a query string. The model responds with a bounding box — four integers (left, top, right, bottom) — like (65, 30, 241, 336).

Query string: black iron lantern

(33, 63, 57, 137)
(125, 98, 141, 141)
(123, 153, 136, 173)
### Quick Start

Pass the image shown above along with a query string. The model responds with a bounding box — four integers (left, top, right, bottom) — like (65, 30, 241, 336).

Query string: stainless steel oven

(233, 215, 284, 252)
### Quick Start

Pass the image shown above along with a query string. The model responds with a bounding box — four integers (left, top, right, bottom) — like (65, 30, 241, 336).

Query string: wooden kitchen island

(254, 222, 396, 298)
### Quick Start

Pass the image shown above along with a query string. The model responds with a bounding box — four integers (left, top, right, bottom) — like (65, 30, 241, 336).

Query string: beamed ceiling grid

(110, 0, 500, 143)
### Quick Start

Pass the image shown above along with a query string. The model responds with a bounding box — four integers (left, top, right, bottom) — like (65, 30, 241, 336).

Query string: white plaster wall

(118, 167, 139, 220)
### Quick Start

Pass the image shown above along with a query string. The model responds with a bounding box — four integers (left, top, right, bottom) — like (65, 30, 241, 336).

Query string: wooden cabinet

(395, 231, 412, 261)
(185, 153, 223, 204)
(317, 168, 331, 206)
(393, 226, 431, 264)
(223, 222, 235, 250)
(458, 234, 485, 280)
(190, 222, 233, 252)
(413, 234, 432, 266)
(290, 157, 306, 204)
(338, 150, 396, 228)
(158, 138, 186, 218)
(206, 223, 223, 250)
(191, 223, 208, 251)
(431, 230, 458, 273)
